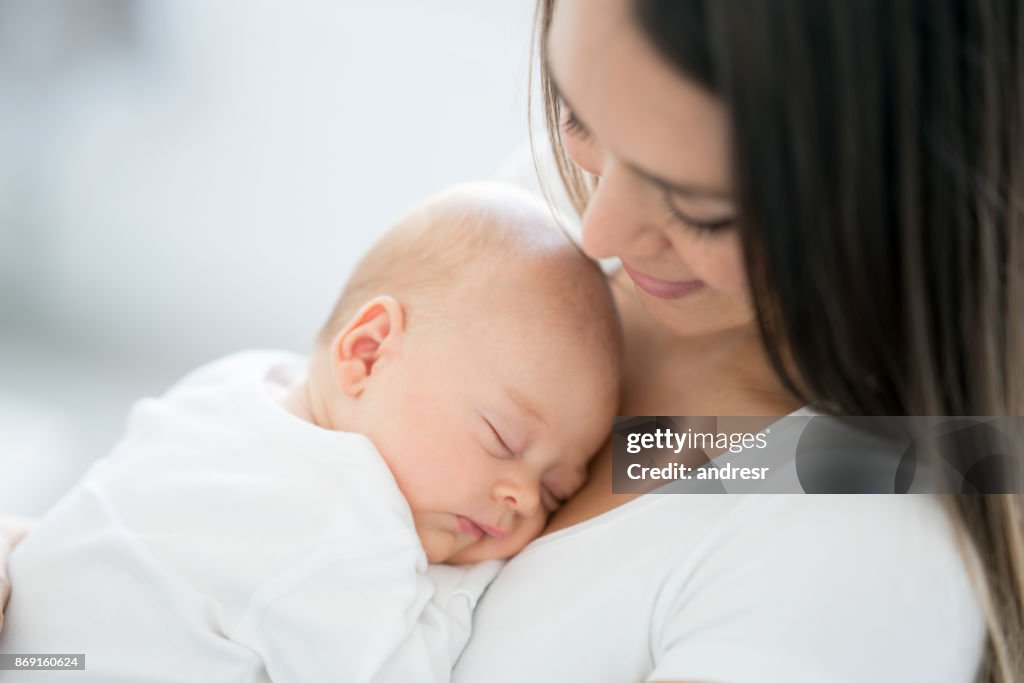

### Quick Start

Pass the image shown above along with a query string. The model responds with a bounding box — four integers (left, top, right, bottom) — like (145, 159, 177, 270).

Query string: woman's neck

(613, 275, 800, 417)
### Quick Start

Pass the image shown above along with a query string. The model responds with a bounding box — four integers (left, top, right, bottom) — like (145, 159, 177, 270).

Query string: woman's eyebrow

(547, 72, 734, 202)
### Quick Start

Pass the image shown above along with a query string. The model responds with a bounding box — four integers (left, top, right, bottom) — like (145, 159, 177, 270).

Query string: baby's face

(358, 280, 619, 564)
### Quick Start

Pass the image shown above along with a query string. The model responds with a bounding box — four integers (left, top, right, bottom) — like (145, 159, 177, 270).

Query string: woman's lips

(621, 261, 705, 299)
(456, 515, 506, 541)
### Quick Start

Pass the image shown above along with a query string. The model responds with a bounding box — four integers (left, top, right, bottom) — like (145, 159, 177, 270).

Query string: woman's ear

(329, 296, 405, 396)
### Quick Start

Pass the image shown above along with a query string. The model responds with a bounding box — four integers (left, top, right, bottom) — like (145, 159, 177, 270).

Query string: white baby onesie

(0, 351, 499, 682)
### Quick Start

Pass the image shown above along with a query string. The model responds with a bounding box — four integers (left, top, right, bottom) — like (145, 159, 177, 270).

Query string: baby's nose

(496, 479, 541, 516)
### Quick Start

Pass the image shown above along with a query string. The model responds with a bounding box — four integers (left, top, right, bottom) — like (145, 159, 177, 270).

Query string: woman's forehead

(547, 0, 733, 194)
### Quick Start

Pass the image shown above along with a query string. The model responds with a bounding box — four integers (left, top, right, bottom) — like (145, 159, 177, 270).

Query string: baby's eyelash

(541, 486, 565, 512)
(485, 420, 515, 459)
(661, 189, 736, 236)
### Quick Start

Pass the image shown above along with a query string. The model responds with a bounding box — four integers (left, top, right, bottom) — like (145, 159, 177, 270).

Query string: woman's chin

(636, 286, 755, 339)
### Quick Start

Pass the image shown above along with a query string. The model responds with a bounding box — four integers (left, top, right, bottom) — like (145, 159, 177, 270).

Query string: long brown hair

(533, 1, 1024, 680)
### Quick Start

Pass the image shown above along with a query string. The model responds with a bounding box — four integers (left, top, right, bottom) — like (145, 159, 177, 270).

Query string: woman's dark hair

(536, 1, 1023, 680)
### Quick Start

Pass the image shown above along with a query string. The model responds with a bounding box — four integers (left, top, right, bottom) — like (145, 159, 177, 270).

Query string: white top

(453, 489, 985, 682)
(0, 351, 498, 682)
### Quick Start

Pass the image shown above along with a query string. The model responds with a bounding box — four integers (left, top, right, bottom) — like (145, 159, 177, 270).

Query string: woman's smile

(621, 260, 705, 299)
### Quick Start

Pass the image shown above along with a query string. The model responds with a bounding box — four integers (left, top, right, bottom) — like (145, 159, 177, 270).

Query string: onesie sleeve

(646, 496, 986, 683)
(235, 539, 500, 682)
(424, 560, 504, 663)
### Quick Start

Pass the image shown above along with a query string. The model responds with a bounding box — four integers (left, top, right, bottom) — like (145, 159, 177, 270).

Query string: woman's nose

(580, 163, 668, 261)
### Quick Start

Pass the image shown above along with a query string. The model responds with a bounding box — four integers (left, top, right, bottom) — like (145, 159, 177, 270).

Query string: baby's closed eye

(540, 474, 575, 512)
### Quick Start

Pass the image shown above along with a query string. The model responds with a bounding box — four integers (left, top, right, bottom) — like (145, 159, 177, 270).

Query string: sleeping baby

(0, 183, 621, 682)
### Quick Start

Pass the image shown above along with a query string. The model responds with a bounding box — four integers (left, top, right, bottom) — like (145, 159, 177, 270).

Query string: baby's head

(310, 183, 621, 563)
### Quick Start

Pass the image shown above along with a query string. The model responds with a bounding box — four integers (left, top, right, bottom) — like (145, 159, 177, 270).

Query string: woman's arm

(0, 516, 36, 634)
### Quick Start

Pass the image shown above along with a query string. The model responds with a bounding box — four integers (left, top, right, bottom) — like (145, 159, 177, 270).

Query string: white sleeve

(236, 542, 500, 683)
(647, 497, 986, 683)
(424, 560, 504, 663)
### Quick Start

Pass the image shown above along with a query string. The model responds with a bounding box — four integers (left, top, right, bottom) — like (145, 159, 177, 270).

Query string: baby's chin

(443, 521, 546, 564)
(444, 536, 526, 565)
(418, 526, 531, 565)
(416, 527, 462, 564)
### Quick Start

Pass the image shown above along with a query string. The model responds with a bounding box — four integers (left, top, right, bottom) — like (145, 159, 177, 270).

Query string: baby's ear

(329, 296, 405, 396)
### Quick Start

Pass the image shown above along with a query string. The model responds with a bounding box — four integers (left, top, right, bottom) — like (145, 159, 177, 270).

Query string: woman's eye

(561, 107, 591, 140)
(661, 189, 736, 236)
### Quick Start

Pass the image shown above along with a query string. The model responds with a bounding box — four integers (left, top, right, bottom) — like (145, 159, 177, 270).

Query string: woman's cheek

(562, 132, 602, 176)
(718, 236, 751, 300)
(684, 234, 749, 299)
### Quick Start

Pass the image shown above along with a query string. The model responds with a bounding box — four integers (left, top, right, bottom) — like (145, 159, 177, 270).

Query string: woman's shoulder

(647, 494, 986, 682)
(536, 492, 971, 579)
(461, 494, 984, 683)
(711, 493, 962, 550)
(684, 495, 978, 597)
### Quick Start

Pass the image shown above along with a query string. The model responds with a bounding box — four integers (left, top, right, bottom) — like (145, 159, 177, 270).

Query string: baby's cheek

(419, 526, 460, 564)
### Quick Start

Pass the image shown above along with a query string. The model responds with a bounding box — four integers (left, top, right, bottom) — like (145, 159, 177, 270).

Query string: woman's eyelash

(561, 108, 590, 139)
(661, 190, 736, 236)
(558, 99, 732, 236)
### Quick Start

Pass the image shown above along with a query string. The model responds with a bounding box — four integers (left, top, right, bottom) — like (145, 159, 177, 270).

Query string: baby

(0, 183, 621, 681)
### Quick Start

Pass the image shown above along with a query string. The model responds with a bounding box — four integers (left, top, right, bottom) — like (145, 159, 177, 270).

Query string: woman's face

(548, 0, 753, 338)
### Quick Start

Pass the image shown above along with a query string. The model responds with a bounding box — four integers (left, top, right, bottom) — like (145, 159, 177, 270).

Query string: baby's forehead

(464, 293, 617, 402)
(445, 253, 596, 333)
(439, 242, 617, 368)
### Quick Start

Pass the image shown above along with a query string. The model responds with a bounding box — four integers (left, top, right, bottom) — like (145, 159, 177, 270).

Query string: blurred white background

(0, 0, 541, 513)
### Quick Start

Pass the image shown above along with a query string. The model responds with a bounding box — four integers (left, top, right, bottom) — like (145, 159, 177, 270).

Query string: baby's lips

(456, 515, 508, 541)
(476, 522, 507, 541)
(455, 515, 486, 539)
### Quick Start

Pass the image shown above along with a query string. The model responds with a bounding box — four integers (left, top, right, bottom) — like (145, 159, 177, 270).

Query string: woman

(3, 0, 1022, 680)
(455, 0, 1020, 681)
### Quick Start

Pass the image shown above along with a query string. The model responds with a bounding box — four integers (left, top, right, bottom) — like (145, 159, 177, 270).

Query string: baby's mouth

(455, 515, 486, 540)
(455, 515, 506, 540)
